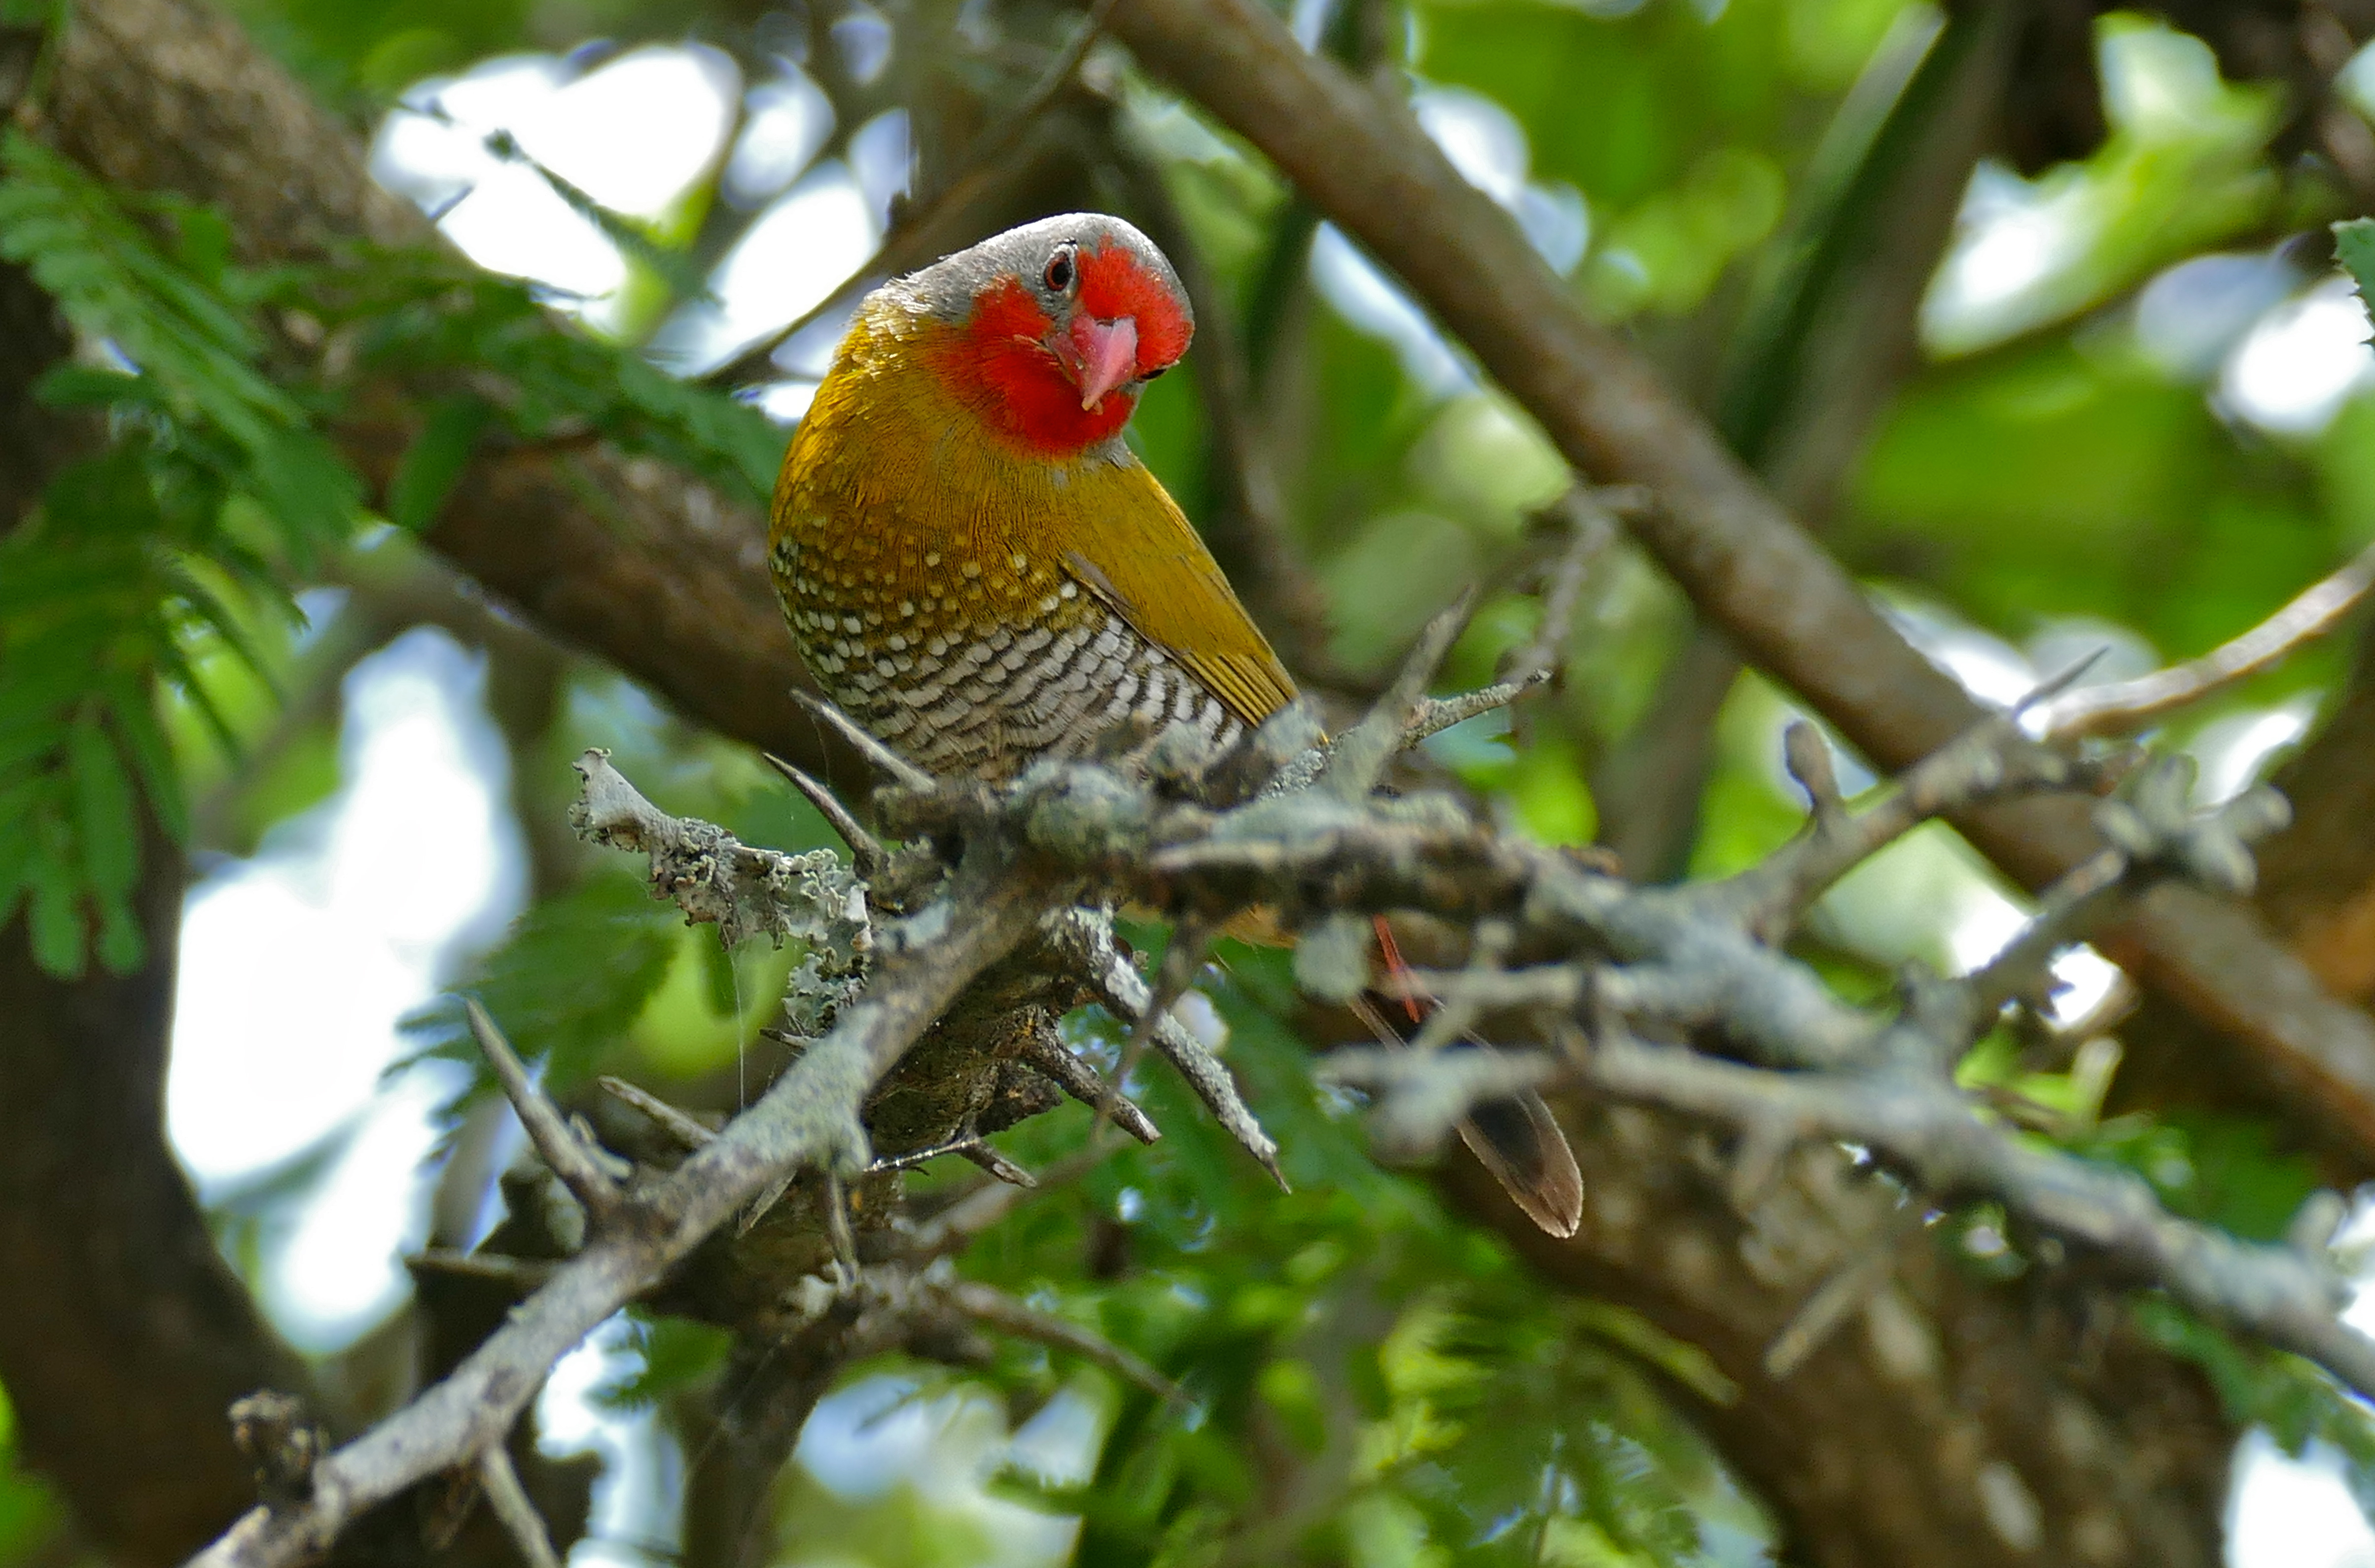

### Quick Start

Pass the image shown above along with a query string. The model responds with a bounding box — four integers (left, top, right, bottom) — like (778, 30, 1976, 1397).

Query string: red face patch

(1077, 244, 1193, 375)
(935, 245, 1193, 457)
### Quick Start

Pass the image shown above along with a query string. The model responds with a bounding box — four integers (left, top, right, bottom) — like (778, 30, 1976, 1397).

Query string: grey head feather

(900, 211, 1191, 330)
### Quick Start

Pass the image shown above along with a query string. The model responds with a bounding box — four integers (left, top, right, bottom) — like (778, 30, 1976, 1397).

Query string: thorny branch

(1403, 488, 1621, 746)
(188, 577, 2375, 1566)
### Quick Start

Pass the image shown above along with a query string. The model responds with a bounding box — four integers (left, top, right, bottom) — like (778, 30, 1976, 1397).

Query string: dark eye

(1140, 364, 1169, 381)
(1044, 248, 1076, 293)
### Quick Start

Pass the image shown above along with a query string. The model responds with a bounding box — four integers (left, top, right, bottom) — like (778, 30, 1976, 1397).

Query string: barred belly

(792, 592, 1243, 782)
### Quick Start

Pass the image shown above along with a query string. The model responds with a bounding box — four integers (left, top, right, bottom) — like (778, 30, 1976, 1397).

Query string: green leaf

(102, 683, 184, 843)
(594, 1313, 734, 1411)
(2135, 1294, 2375, 1508)
(30, 362, 142, 409)
(2336, 218, 2375, 309)
(92, 884, 144, 973)
(65, 710, 137, 900)
(385, 393, 493, 531)
(24, 874, 84, 980)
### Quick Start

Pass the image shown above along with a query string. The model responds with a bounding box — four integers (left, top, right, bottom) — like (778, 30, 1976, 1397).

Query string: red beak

(1056, 314, 1140, 411)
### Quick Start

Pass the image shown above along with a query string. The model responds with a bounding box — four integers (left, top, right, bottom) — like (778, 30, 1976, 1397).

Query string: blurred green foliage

(0, 131, 358, 976)
(0, 1394, 57, 1565)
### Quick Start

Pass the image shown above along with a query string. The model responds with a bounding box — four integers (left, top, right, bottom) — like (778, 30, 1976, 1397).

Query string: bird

(769, 212, 1581, 1237)
(769, 211, 1289, 782)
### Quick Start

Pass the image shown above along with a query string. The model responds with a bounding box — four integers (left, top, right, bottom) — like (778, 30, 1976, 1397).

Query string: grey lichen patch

(1292, 912, 1372, 1003)
(571, 748, 873, 1042)
(571, 748, 871, 955)
(1014, 759, 1155, 863)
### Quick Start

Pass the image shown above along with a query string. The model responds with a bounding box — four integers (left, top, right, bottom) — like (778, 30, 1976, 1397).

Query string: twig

(2044, 540, 2375, 740)
(1406, 921, 1513, 1055)
(1100, 914, 1212, 1148)
(1960, 848, 2127, 1018)
(477, 1446, 564, 1568)
(1319, 1041, 1555, 1162)
(572, 749, 871, 953)
(464, 1000, 620, 1222)
(910, 1143, 1126, 1256)
(1499, 488, 1621, 686)
(822, 1172, 859, 1273)
(957, 1142, 1039, 1187)
(406, 1250, 561, 1292)
(597, 1076, 717, 1151)
(1105, 0, 2375, 1189)
(1763, 1203, 1928, 1379)
(1714, 712, 2090, 937)
(699, 0, 1127, 389)
(187, 851, 1059, 1567)
(1046, 908, 1285, 1185)
(859, 1133, 1034, 1187)
(1009, 1023, 1162, 1145)
(1394, 967, 1585, 1013)
(792, 692, 936, 793)
(1322, 589, 1477, 799)
(943, 1279, 1189, 1409)
(765, 751, 886, 875)
(183, 686, 2375, 1567)
(1586, 1034, 2375, 1395)
(1401, 678, 1546, 745)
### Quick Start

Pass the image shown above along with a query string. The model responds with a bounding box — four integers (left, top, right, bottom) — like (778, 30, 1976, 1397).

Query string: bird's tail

(1349, 926, 1584, 1240)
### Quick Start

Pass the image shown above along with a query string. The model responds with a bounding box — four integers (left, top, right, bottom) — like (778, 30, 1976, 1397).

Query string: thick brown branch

(1439, 1104, 2230, 1568)
(42, 0, 843, 775)
(0, 814, 319, 1564)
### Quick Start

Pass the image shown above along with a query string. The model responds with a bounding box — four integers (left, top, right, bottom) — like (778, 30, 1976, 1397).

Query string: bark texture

(1443, 1102, 2232, 1568)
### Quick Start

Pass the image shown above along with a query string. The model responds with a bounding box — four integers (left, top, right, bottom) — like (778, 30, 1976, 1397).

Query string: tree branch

(1100, 0, 2375, 1171)
(2041, 538, 2375, 741)
(177, 648, 2358, 1567)
(40, 0, 847, 775)
(191, 833, 1062, 1564)
(1438, 1104, 2230, 1568)
(474, 1448, 563, 1568)
(0, 809, 321, 1565)
(464, 1001, 623, 1223)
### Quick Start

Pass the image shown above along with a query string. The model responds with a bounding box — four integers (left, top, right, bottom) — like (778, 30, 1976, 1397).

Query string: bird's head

(911, 213, 1194, 456)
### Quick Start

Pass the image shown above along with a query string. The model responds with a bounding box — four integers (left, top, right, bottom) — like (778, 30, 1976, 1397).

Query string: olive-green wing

(1059, 458, 1297, 728)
